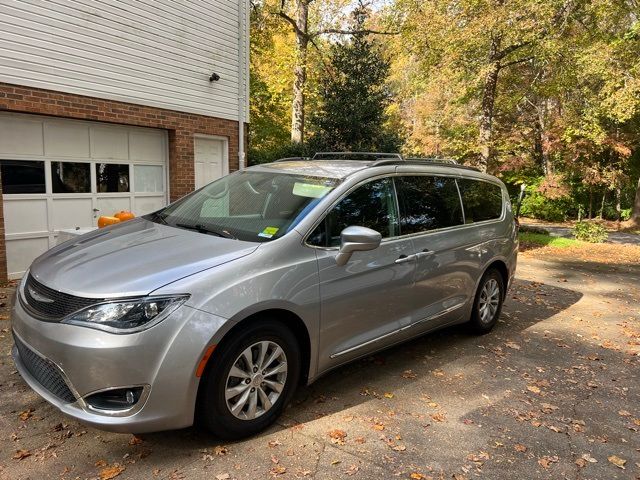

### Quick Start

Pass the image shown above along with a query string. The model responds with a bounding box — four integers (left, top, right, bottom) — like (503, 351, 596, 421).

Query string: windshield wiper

(175, 223, 237, 240)
(148, 211, 168, 225)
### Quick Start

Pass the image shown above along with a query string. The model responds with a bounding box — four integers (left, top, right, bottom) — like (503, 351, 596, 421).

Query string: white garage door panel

(1, 112, 169, 279)
(4, 199, 48, 234)
(6, 237, 49, 276)
(52, 198, 94, 230)
(91, 127, 129, 160)
(134, 196, 166, 216)
(130, 131, 166, 162)
(96, 198, 132, 220)
(44, 122, 90, 158)
(0, 116, 43, 156)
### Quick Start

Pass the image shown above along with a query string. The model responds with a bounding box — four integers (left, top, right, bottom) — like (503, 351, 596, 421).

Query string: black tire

(469, 268, 505, 334)
(197, 319, 300, 440)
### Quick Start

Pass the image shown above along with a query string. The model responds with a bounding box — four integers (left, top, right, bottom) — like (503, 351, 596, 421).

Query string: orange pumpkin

(114, 210, 135, 221)
(98, 216, 121, 228)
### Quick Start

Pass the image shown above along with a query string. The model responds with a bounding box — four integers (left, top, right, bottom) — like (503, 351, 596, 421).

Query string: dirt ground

(1, 244, 639, 480)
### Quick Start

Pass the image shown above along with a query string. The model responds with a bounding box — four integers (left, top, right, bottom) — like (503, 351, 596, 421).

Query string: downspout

(237, 0, 249, 170)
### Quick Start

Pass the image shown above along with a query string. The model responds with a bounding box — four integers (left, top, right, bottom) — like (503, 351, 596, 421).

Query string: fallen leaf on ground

(538, 456, 559, 469)
(430, 412, 447, 422)
(384, 392, 395, 398)
(608, 455, 626, 469)
(18, 409, 34, 421)
(12, 449, 31, 460)
(505, 342, 521, 350)
(328, 429, 347, 445)
(128, 435, 143, 446)
(100, 464, 125, 480)
(618, 410, 631, 417)
(270, 465, 286, 475)
(402, 370, 417, 379)
(345, 465, 359, 476)
(215, 474, 230, 480)
(527, 385, 541, 394)
(410, 474, 429, 480)
(213, 446, 229, 456)
(514, 444, 527, 452)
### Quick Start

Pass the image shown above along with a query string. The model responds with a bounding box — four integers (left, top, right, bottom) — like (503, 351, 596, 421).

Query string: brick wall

(0, 82, 241, 281)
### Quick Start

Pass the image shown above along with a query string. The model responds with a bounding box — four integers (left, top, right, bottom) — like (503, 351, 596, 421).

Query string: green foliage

(518, 232, 578, 248)
(309, 6, 401, 152)
(517, 180, 575, 222)
(573, 221, 608, 243)
(247, 142, 312, 166)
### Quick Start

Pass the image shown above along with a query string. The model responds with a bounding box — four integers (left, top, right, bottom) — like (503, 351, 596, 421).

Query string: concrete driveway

(1, 248, 639, 480)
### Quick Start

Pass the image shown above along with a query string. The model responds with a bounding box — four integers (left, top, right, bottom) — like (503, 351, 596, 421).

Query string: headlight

(62, 295, 189, 333)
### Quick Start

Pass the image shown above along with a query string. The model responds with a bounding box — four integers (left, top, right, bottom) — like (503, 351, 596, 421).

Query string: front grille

(14, 334, 77, 403)
(23, 274, 101, 320)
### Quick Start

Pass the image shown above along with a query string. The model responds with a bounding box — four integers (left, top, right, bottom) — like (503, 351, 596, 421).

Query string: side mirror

(335, 226, 382, 266)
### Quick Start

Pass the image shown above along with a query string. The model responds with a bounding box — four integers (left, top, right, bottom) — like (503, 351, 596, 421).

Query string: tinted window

(308, 178, 399, 247)
(97, 163, 130, 192)
(0, 160, 46, 194)
(457, 178, 503, 223)
(51, 162, 91, 193)
(396, 176, 463, 234)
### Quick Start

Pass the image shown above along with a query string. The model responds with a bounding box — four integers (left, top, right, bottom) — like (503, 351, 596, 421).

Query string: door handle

(395, 254, 415, 264)
(415, 249, 435, 259)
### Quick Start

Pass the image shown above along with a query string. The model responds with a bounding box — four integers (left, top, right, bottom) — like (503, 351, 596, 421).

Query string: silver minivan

(12, 153, 518, 439)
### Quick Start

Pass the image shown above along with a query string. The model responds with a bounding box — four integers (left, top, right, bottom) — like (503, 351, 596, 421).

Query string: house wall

(0, 0, 250, 122)
(0, 82, 240, 281)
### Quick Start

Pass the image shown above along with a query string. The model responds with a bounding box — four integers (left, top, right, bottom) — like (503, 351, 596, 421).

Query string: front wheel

(469, 268, 505, 334)
(198, 320, 300, 439)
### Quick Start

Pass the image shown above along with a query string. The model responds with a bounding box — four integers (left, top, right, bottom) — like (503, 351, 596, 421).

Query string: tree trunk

(599, 191, 606, 219)
(478, 60, 500, 173)
(631, 176, 640, 226)
(615, 186, 621, 228)
(533, 101, 551, 175)
(588, 186, 593, 219)
(290, 0, 309, 144)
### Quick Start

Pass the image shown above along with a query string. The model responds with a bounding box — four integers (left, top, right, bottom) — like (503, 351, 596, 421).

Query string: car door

(306, 176, 418, 369)
(394, 172, 476, 329)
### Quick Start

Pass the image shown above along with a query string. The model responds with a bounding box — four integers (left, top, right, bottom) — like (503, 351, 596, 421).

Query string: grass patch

(519, 231, 579, 248)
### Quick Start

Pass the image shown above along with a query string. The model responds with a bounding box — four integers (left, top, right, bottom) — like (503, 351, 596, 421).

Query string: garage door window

(51, 162, 91, 193)
(97, 163, 129, 192)
(134, 165, 163, 192)
(0, 160, 46, 194)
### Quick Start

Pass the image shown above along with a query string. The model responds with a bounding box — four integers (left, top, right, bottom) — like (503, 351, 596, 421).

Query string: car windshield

(147, 170, 341, 242)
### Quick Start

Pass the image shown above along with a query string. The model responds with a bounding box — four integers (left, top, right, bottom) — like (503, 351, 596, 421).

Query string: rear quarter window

(457, 178, 503, 223)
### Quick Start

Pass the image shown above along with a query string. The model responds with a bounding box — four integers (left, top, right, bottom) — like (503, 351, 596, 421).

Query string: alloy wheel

(478, 278, 500, 324)
(224, 341, 288, 420)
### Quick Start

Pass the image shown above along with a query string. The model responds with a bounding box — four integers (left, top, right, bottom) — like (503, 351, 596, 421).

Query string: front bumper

(11, 293, 228, 433)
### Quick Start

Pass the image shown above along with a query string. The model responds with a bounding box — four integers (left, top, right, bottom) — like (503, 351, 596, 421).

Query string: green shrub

(572, 221, 608, 243)
(621, 208, 632, 221)
(518, 185, 574, 222)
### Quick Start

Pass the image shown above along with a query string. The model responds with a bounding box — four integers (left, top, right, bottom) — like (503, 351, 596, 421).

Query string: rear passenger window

(308, 177, 399, 247)
(396, 176, 463, 234)
(457, 178, 503, 223)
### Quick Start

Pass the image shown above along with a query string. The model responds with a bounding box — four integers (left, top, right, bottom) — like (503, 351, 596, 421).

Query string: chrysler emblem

(28, 286, 54, 303)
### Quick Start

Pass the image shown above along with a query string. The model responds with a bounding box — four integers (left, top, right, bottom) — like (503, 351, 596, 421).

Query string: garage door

(0, 112, 169, 279)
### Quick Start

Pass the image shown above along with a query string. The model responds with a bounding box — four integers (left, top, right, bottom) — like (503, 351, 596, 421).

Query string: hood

(29, 218, 259, 297)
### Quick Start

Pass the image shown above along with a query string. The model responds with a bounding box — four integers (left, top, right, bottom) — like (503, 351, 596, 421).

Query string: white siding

(0, 0, 249, 122)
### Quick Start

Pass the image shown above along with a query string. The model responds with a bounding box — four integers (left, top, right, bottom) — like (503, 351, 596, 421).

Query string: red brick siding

(0, 82, 241, 281)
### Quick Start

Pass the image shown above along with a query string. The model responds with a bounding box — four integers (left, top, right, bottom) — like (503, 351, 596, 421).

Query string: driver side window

(308, 177, 399, 247)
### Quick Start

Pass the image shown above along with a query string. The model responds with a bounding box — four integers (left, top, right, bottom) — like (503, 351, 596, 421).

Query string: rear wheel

(469, 269, 505, 334)
(198, 320, 300, 439)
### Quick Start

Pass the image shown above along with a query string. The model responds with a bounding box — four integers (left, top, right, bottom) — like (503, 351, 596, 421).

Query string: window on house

(96, 163, 130, 193)
(51, 162, 91, 193)
(0, 160, 46, 194)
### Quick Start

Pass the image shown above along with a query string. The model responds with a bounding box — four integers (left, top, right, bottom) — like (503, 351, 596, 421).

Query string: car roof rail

(311, 152, 404, 161)
(273, 156, 311, 162)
